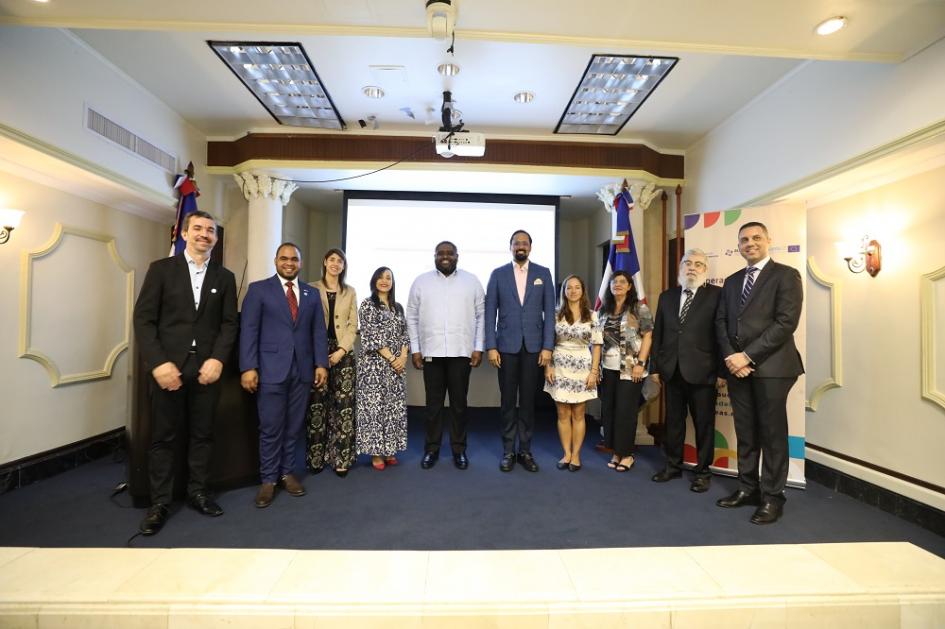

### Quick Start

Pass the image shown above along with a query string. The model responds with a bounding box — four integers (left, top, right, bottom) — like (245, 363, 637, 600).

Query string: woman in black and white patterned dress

(543, 275, 602, 472)
(355, 267, 410, 470)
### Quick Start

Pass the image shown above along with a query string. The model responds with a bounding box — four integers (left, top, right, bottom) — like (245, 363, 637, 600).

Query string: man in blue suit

(240, 243, 328, 508)
(485, 230, 556, 472)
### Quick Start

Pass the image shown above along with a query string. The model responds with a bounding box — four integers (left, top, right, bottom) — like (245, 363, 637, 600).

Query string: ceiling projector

(434, 131, 485, 158)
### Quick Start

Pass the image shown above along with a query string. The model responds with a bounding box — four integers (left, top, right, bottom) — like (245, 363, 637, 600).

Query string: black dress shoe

(690, 476, 711, 493)
(421, 451, 438, 469)
(453, 452, 469, 470)
(750, 500, 784, 525)
(139, 504, 169, 536)
(187, 492, 224, 517)
(716, 489, 761, 508)
(499, 453, 516, 472)
(517, 452, 539, 473)
(651, 468, 682, 483)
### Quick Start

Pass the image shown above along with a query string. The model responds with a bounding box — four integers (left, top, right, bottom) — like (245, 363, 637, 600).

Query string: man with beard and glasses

(133, 210, 238, 536)
(406, 241, 485, 470)
(715, 222, 803, 525)
(239, 243, 328, 508)
(649, 248, 723, 493)
(485, 230, 556, 473)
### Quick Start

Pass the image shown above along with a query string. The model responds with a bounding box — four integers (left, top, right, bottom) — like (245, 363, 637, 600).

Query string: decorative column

(595, 178, 662, 446)
(233, 171, 298, 284)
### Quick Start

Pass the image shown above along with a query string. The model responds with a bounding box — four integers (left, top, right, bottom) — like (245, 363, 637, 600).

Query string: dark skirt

(306, 338, 356, 469)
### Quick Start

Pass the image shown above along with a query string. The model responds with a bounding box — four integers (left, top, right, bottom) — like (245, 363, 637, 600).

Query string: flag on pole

(596, 184, 645, 308)
(169, 162, 200, 256)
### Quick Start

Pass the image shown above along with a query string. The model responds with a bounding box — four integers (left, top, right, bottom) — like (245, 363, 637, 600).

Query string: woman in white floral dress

(543, 275, 602, 471)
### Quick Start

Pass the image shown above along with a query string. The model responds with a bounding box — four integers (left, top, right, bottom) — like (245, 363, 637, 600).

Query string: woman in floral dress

(355, 267, 410, 470)
(543, 275, 602, 472)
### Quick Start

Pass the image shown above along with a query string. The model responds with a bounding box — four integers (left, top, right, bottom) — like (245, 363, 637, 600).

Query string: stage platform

(1, 542, 943, 627)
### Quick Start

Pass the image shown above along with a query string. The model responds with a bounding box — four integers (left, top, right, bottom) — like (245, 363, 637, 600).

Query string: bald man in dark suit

(715, 221, 803, 525)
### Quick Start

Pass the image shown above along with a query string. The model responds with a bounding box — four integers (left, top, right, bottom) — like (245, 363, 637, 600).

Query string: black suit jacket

(651, 284, 722, 385)
(715, 260, 804, 378)
(133, 254, 239, 372)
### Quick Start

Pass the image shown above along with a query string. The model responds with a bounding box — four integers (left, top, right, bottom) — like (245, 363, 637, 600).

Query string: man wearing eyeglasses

(649, 248, 723, 493)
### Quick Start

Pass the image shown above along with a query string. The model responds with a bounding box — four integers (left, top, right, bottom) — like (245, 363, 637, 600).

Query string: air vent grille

(86, 108, 178, 173)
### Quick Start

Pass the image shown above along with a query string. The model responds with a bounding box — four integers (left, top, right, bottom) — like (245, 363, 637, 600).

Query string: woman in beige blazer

(306, 248, 358, 476)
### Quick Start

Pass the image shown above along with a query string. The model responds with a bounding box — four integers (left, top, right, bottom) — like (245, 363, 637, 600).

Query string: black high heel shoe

(555, 460, 570, 470)
(568, 463, 582, 472)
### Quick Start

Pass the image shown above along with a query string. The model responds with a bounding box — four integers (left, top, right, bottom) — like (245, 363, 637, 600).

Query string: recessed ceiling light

(437, 63, 461, 76)
(513, 91, 534, 104)
(815, 16, 847, 36)
(362, 85, 385, 99)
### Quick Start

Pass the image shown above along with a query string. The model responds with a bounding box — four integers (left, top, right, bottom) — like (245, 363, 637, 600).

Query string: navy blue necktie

(740, 267, 757, 308)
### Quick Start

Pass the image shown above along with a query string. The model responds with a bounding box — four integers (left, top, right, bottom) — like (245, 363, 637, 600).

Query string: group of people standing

(133, 212, 801, 537)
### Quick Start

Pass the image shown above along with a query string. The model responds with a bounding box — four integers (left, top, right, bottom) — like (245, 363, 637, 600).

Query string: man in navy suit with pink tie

(240, 243, 328, 508)
(485, 230, 556, 473)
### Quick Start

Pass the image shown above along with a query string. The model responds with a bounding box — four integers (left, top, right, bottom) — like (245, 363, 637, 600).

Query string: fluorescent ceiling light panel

(208, 41, 345, 130)
(555, 54, 677, 135)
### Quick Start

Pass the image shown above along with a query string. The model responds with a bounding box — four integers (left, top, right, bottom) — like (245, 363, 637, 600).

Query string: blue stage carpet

(1, 408, 943, 557)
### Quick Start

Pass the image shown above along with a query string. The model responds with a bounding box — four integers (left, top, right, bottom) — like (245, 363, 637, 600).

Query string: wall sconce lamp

(0, 209, 25, 245)
(838, 235, 882, 277)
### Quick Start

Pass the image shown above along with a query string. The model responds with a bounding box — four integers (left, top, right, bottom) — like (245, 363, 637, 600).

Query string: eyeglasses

(682, 260, 707, 269)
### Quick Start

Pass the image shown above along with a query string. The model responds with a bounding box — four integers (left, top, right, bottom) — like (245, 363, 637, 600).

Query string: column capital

(233, 171, 299, 205)
(596, 179, 661, 212)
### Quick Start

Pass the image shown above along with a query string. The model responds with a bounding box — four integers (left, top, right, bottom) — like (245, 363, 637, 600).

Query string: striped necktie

(740, 267, 757, 308)
(679, 289, 694, 324)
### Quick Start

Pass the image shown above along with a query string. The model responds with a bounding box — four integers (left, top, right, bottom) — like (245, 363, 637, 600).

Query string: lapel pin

(211, 288, 217, 294)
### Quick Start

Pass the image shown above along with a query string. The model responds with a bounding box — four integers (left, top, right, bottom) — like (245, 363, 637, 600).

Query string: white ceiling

(2, 0, 944, 214)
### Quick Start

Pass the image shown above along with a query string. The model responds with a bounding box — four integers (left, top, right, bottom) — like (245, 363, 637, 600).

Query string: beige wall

(0, 170, 165, 465)
(805, 164, 945, 509)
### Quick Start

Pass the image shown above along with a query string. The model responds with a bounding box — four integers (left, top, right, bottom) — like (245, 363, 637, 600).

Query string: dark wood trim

(207, 133, 684, 179)
(0, 427, 125, 471)
(806, 442, 945, 496)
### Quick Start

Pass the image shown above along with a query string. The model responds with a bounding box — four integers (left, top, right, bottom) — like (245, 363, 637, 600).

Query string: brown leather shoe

(255, 482, 275, 508)
(280, 474, 306, 497)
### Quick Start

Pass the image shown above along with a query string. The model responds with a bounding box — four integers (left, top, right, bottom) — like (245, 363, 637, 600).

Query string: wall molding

(18, 223, 134, 387)
(920, 263, 945, 412)
(805, 256, 843, 411)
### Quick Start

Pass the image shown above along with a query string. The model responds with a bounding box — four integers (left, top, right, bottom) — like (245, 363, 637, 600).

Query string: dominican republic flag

(596, 186, 645, 308)
(169, 173, 200, 256)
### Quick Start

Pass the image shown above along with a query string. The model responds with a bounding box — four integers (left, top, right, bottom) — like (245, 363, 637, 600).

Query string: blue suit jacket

(239, 275, 329, 384)
(485, 261, 556, 354)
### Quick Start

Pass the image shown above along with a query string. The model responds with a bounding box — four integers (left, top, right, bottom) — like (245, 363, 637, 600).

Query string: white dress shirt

(406, 268, 485, 357)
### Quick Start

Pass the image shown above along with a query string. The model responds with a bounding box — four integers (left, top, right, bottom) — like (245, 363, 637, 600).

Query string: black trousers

(599, 368, 643, 457)
(148, 353, 221, 504)
(497, 348, 539, 454)
(423, 356, 472, 454)
(663, 370, 718, 476)
(726, 374, 797, 502)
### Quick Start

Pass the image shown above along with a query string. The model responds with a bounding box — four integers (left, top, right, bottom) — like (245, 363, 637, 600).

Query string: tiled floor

(1, 542, 943, 627)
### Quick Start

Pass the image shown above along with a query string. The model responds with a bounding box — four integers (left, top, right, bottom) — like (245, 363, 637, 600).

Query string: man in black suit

(650, 248, 722, 493)
(715, 221, 803, 525)
(133, 210, 238, 535)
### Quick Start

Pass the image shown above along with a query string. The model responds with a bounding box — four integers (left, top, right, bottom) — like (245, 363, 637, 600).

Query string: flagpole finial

(185, 161, 195, 179)
(621, 178, 630, 191)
